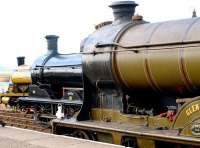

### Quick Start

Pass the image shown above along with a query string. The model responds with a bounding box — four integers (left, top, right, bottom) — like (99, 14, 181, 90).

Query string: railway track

(0, 110, 51, 133)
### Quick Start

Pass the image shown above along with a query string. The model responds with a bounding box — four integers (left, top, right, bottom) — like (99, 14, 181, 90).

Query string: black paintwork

(109, 1, 138, 23)
(77, 1, 144, 120)
(31, 35, 83, 100)
(32, 54, 82, 88)
(17, 56, 25, 66)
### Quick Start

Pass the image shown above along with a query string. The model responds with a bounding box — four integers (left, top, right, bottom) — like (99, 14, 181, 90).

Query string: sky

(0, 0, 200, 69)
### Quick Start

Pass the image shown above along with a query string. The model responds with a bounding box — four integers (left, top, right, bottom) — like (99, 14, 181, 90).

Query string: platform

(0, 126, 124, 148)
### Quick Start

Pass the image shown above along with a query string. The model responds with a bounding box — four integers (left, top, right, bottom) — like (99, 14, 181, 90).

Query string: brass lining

(172, 96, 200, 128)
(111, 23, 136, 90)
(179, 48, 194, 92)
(144, 51, 162, 92)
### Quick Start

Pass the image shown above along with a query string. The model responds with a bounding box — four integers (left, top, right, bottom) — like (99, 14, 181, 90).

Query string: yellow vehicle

(0, 57, 31, 105)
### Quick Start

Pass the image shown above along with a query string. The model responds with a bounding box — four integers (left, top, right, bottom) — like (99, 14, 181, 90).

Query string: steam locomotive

(3, 0, 200, 147)
(18, 35, 83, 120)
(0, 57, 30, 106)
(52, 1, 200, 147)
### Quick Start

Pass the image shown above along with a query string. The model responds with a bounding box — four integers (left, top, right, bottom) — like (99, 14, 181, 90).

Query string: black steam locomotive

(19, 35, 83, 120)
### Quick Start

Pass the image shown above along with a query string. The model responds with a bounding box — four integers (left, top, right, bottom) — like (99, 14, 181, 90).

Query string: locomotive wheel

(71, 130, 95, 140)
(121, 137, 137, 148)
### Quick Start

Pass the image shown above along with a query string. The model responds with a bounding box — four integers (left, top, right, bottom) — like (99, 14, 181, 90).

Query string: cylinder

(112, 18, 200, 95)
(12, 65, 31, 84)
(11, 71, 32, 84)
(31, 54, 82, 88)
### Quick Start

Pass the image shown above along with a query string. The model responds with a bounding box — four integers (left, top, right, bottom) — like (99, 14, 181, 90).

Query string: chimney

(45, 35, 59, 54)
(109, 1, 138, 23)
(17, 56, 25, 66)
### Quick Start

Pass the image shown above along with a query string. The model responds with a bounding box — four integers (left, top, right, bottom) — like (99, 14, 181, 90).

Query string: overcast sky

(1, 0, 200, 68)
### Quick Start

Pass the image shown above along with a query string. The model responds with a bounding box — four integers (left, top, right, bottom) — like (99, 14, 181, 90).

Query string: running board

(52, 119, 200, 146)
